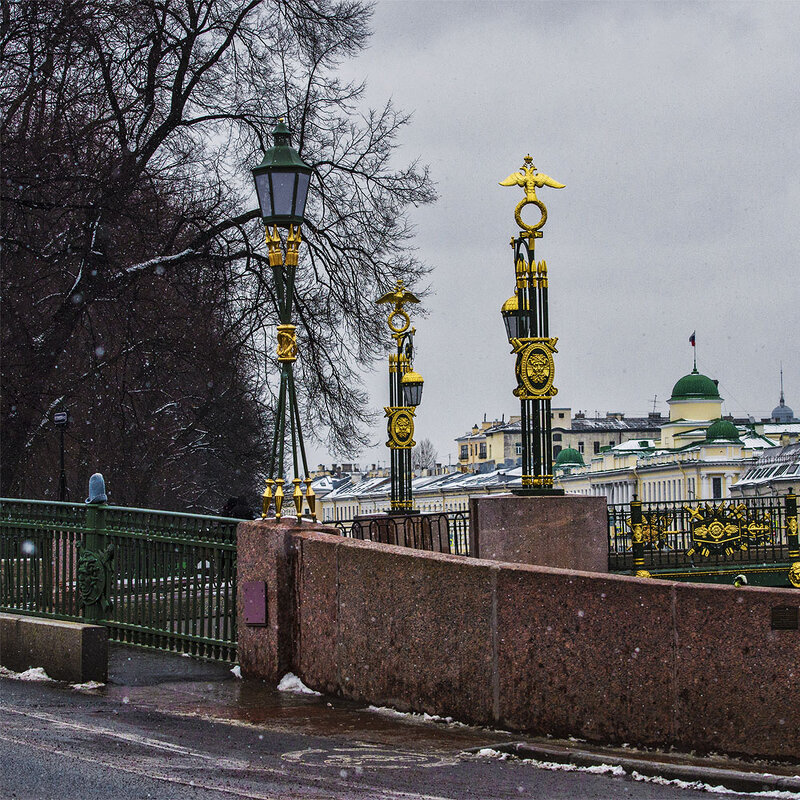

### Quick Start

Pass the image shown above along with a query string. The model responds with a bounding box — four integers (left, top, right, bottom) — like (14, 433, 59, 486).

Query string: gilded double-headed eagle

(376, 279, 420, 313)
(499, 155, 565, 202)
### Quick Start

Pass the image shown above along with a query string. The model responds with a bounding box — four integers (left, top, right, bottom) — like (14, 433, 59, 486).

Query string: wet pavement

(3, 644, 800, 799)
(105, 645, 520, 754)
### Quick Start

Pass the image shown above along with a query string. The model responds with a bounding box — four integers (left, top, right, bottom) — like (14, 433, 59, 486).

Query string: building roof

(669, 368, 720, 401)
(705, 418, 740, 442)
(555, 447, 584, 466)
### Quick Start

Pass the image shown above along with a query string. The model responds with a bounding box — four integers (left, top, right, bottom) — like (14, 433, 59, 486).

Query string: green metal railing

(0, 498, 239, 661)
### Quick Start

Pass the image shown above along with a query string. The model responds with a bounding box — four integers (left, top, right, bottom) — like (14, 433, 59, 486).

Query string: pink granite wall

(236, 518, 339, 681)
(469, 494, 608, 572)
(282, 531, 800, 760)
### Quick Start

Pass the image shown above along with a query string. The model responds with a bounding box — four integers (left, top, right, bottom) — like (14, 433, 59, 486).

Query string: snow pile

(230, 665, 242, 679)
(630, 772, 800, 798)
(367, 705, 469, 728)
(277, 672, 321, 695)
(473, 750, 623, 776)
(0, 665, 56, 682)
(71, 680, 105, 691)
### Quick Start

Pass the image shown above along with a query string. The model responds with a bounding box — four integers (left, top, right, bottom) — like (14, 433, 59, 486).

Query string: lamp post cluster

(251, 121, 316, 521)
(377, 281, 424, 513)
(250, 128, 562, 515)
(499, 155, 565, 495)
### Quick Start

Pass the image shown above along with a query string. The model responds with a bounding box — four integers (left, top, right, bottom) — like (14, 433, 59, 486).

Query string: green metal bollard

(78, 477, 114, 621)
(630, 494, 650, 578)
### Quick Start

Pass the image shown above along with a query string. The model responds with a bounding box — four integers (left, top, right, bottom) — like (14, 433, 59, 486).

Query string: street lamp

(53, 409, 69, 501)
(499, 154, 565, 495)
(252, 120, 316, 522)
(377, 281, 424, 513)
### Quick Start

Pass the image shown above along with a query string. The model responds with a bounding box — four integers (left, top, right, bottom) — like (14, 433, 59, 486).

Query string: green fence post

(630, 494, 649, 578)
(79, 502, 114, 621)
(786, 489, 800, 588)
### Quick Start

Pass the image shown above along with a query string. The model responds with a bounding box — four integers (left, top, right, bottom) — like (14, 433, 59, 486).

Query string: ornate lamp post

(499, 155, 565, 495)
(252, 121, 316, 521)
(377, 281, 424, 513)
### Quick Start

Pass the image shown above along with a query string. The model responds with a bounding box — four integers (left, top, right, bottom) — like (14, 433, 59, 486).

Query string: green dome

(705, 418, 740, 442)
(555, 447, 584, 466)
(670, 368, 720, 401)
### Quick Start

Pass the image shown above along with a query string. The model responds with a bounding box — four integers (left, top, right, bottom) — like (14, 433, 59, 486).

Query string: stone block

(673, 582, 800, 759)
(495, 568, 674, 747)
(236, 518, 339, 681)
(293, 532, 342, 695)
(470, 494, 608, 572)
(330, 539, 496, 724)
(0, 613, 107, 683)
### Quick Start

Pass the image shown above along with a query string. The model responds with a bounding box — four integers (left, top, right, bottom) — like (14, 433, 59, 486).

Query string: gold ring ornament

(387, 310, 410, 334)
(499, 155, 565, 233)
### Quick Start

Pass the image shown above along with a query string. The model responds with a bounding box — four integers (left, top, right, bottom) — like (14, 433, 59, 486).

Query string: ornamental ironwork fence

(331, 511, 472, 557)
(0, 498, 238, 661)
(607, 494, 798, 574)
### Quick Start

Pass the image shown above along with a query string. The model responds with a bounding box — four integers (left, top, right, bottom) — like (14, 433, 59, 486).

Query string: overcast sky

(307, 0, 800, 469)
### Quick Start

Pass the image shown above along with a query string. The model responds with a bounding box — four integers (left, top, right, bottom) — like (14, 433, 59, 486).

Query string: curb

(468, 741, 800, 795)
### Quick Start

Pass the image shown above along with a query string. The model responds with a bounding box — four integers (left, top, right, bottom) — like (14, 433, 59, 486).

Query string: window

(479, 444, 487, 460)
(609, 440, 615, 447)
(553, 445, 562, 457)
(578, 441, 585, 454)
(515, 442, 522, 455)
(460, 445, 468, 460)
(553, 433, 562, 442)
(559, 413, 565, 419)
(712, 477, 722, 499)
(593, 441, 600, 454)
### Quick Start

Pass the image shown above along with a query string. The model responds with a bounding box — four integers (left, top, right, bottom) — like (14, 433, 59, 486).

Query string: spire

(780, 363, 785, 406)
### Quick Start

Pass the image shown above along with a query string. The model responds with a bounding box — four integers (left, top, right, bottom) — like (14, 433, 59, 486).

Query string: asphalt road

(0, 669, 767, 800)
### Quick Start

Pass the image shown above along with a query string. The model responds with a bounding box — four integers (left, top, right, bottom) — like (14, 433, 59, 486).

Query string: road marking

(283, 746, 458, 769)
(0, 703, 458, 800)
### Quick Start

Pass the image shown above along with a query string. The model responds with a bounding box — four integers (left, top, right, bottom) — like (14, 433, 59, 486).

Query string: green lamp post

(499, 154, 565, 495)
(252, 121, 316, 521)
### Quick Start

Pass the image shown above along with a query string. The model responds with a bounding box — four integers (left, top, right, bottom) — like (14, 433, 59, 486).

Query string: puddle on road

(100, 677, 513, 753)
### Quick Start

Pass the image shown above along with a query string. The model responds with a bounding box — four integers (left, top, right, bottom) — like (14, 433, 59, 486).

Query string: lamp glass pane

(254, 172, 273, 218)
(294, 172, 311, 219)
(271, 171, 295, 217)
(503, 311, 519, 340)
(404, 383, 423, 407)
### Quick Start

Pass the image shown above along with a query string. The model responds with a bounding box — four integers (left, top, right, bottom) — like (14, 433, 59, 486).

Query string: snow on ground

(0, 666, 56, 682)
(367, 704, 469, 728)
(277, 672, 322, 695)
(71, 680, 106, 691)
(472, 750, 800, 798)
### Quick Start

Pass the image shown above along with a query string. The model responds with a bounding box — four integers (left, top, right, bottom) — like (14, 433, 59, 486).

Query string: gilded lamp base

(512, 487, 565, 497)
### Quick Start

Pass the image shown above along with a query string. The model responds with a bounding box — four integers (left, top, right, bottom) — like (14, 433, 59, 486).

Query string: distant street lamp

(53, 409, 69, 501)
(499, 154, 565, 495)
(377, 281, 424, 513)
(252, 120, 316, 521)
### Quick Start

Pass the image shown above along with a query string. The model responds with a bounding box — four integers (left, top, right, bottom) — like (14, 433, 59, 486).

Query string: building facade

(554, 368, 781, 502)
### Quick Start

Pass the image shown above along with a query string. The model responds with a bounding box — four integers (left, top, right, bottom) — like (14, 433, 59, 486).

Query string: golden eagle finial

(377, 280, 420, 337)
(376, 279, 420, 312)
(500, 154, 565, 232)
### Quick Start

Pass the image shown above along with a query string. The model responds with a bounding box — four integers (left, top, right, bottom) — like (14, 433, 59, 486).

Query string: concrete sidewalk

(95, 644, 800, 795)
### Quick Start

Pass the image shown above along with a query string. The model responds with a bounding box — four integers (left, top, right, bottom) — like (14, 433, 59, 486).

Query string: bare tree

(0, 0, 435, 508)
(412, 438, 438, 472)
